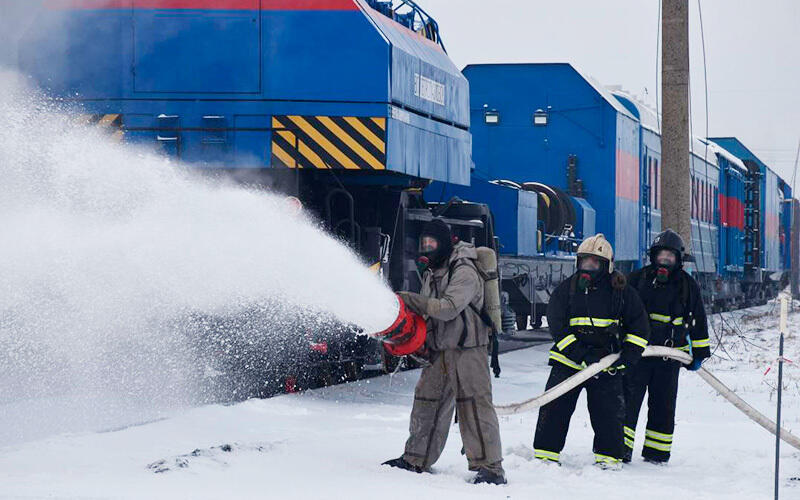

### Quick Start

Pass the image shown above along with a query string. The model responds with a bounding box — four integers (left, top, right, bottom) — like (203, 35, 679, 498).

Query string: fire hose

(370, 296, 800, 451)
(493, 345, 800, 452)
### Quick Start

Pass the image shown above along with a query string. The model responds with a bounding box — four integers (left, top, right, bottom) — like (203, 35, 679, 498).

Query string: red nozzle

(371, 295, 427, 357)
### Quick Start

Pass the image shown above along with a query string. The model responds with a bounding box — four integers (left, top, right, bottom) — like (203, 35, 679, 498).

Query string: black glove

(613, 347, 641, 370)
(582, 347, 610, 365)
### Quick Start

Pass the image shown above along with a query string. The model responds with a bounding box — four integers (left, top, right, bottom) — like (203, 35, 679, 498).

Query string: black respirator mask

(576, 257, 606, 291)
(418, 219, 454, 271)
(418, 235, 452, 271)
(654, 249, 678, 283)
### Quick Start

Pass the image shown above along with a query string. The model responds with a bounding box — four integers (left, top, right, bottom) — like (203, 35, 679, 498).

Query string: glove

(582, 347, 610, 365)
(613, 347, 641, 370)
(398, 292, 429, 316)
(685, 356, 703, 371)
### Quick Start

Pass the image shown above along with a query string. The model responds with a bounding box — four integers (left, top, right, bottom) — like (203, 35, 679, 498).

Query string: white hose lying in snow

(494, 346, 689, 415)
(695, 367, 800, 451)
(495, 345, 800, 452)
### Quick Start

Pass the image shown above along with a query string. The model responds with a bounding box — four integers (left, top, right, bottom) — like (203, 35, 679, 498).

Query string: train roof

(700, 139, 747, 172)
(463, 62, 637, 121)
(708, 137, 773, 172)
(610, 88, 717, 166)
(609, 89, 660, 133)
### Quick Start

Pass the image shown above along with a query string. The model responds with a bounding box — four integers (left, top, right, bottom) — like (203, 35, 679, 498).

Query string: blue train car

(454, 63, 641, 270)
(709, 137, 791, 299)
(704, 140, 747, 299)
(688, 138, 720, 277)
(610, 90, 662, 258)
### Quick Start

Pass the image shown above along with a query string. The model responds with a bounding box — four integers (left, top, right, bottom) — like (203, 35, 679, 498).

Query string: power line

(655, 0, 662, 133)
(792, 138, 800, 195)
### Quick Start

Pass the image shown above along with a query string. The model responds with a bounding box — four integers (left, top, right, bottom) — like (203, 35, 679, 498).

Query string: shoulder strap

(447, 257, 475, 282)
(613, 285, 625, 321)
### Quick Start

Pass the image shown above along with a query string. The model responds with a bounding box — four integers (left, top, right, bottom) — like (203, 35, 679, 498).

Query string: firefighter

(623, 229, 710, 464)
(533, 234, 650, 470)
(382, 218, 506, 485)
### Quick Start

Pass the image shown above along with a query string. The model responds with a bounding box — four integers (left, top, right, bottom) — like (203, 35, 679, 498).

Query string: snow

(3, 302, 800, 499)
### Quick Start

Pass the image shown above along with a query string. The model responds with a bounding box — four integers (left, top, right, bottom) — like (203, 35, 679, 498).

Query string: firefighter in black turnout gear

(623, 229, 710, 464)
(533, 234, 650, 469)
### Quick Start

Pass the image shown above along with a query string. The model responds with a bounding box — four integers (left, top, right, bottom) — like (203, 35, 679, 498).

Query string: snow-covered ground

(3, 301, 800, 499)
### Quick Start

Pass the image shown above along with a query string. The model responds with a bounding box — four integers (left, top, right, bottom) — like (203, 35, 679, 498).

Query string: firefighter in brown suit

(382, 218, 505, 485)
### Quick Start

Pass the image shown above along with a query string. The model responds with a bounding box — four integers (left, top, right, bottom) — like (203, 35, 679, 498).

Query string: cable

(792, 138, 800, 195)
(655, 0, 662, 132)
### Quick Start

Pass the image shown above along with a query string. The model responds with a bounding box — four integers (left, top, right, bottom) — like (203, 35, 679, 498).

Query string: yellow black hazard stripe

(76, 113, 124, 142)
(271, 115, 386, 170)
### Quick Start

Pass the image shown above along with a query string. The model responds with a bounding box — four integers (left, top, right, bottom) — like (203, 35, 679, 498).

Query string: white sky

(421, 0, 799, 181)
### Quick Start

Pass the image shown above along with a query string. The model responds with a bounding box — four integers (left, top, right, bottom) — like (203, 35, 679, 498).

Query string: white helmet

(576, 233, 614, 273)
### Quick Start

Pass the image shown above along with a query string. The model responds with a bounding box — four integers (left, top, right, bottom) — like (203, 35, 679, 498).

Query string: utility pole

(661, 0, 692, 254)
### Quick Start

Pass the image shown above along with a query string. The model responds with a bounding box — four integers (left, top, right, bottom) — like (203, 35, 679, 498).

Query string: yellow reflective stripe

(624, 426, 636, 438)
(644, 439, 672, 452)
(649, 313, 671, 323)
(625, 334, 648, 348)
(692, 338, 710, 348)
(534, 449, 561, 462)
(594, 453, 621, 464)
(549, 351, 585, 371)
(556, 334, 577, 351)
(677, 345, 691, 352)
(672, 317, 684, 325)
(645, 429, 673, 442)
(569, 317, 619, 327)
(624, 437, 634, 449)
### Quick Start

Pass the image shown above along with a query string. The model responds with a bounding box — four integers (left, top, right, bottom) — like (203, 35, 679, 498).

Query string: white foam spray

(0, 70, 398, 444)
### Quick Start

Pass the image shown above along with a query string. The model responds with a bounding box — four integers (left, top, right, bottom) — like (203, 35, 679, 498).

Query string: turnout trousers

(623, 358, 681, 462)
(533, 364, 625, 464)
(402, 345, 504, 474)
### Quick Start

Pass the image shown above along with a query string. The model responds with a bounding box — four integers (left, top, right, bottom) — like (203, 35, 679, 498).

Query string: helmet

(649, 229, 685, 266)
(576, 233, 614, 273)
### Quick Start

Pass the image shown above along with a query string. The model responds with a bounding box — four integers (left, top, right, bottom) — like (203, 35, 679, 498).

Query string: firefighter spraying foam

(370, 218, 506, 485)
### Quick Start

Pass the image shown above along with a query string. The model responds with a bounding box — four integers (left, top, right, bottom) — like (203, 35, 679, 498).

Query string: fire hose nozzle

(369, 294, 427, 357)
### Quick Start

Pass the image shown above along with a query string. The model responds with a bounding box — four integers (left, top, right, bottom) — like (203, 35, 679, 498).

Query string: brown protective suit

(401, 242, 504, 475)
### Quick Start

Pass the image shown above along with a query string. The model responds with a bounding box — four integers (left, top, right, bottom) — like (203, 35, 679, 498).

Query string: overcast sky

(1, 0, 797, 180)
(421, 0, 799, 182)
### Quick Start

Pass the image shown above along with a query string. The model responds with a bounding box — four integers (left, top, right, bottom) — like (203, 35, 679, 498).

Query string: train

(17, 0, 794, 396)
(432, 63, 792, 327)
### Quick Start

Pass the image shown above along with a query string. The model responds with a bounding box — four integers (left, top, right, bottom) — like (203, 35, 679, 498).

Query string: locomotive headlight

(484, 110, 500, 124)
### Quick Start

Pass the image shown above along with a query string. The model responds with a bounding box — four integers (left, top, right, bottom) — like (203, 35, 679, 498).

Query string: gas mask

(419, 235, 444, 269)
(416, 255, 431, 274)
(654, 249, 677, 283)
(577, 255, 604, 291)
(418, 219, 454, 270)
